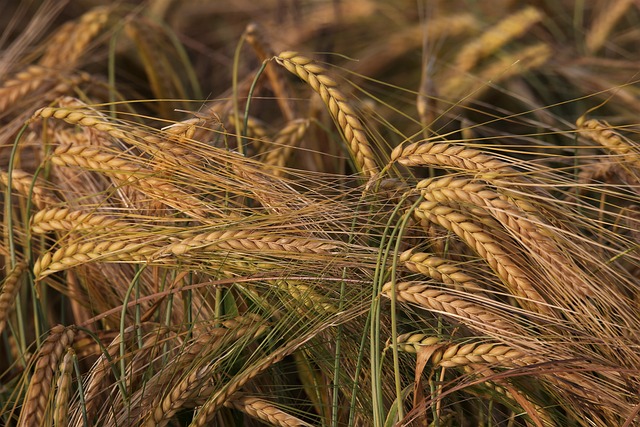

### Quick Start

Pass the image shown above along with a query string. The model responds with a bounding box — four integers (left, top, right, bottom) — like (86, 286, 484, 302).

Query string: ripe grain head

(276, 51, 380, 177)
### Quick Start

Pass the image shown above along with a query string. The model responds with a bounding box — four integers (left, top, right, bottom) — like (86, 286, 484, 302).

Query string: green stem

(119, 265, 147, 405)
(232, 31, 247, 155)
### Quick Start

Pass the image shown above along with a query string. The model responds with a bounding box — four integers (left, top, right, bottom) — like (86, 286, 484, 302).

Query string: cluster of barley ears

(1, 1, 639, 426)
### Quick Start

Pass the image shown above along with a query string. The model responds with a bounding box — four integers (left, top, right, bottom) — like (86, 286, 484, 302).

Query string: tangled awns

(1, 1, 639, 426)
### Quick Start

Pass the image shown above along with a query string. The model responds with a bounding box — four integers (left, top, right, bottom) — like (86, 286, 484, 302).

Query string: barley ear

(18, 325, 76, 427)
(53, 348, 75, 427)
(225, 395, 314, 427)
(585, 0, 634, 53)
(454, 6, 543, 73)
(0, 66, 56, 114)
(276, 51, 380, 177)
(578, 118, 640, 169)
(0, 261, 27, 335)
(414, 205, 551, 315)
(39, 6, 110, 69)
(263, 119, 311, 175)
(0, 169, 59, 209)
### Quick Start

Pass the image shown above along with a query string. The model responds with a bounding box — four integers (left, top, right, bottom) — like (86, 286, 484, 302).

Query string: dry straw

(246, 22, 296, 122)
(123, 17, 187, 116)
(276, 51, 380, 177)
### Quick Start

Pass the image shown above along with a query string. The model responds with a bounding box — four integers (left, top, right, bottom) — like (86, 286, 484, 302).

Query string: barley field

(1, 1, 639, 426)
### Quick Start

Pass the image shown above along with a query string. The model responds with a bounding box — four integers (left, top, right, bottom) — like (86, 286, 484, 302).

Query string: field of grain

(1, 1, 639, 426)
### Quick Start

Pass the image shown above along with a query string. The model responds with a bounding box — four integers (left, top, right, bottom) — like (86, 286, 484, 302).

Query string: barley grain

(431, 341, 534, 368)
(166, 229, 337, 256)
(31, 207, 132, 234)
(77, 328, 134, 425)
(143, 319, 270, 427)
(413, 204, 550, 314)
(0, 168, 58, 209)
(263, 119, 310, 175)
(39, 7, 110, 69)
(34, 240, 160, 279)
(454, 7, 543, 73)
(45, 98, 200, 161)
(390, 141, 510, 175)
(395, 334, 534, 367)
(585, 0, 634, 53)
(578, 118, 640, 168)
(468, 370, 553, 426)
(393, 332, 441, 353)
(276, 51, 380, 177)
(399, 249, 485, 294)
(382, 281, 521, 335)
(36, 106, 127, 138)
(276, 280, 336, 313)
(144, 363, 216, 427)
(417, 176, 595, 297)
(448, 43, 551, 101)
(353, 15, 478, 77)
(0, 261, 27, 335)
(18, 325, 76, 427)
(225, 395, 313, 427)
(0, 65, 56, 114)
(53, 348, 75, 427)
(190, 334, 317, 427)
(51, 144, 218, 219)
